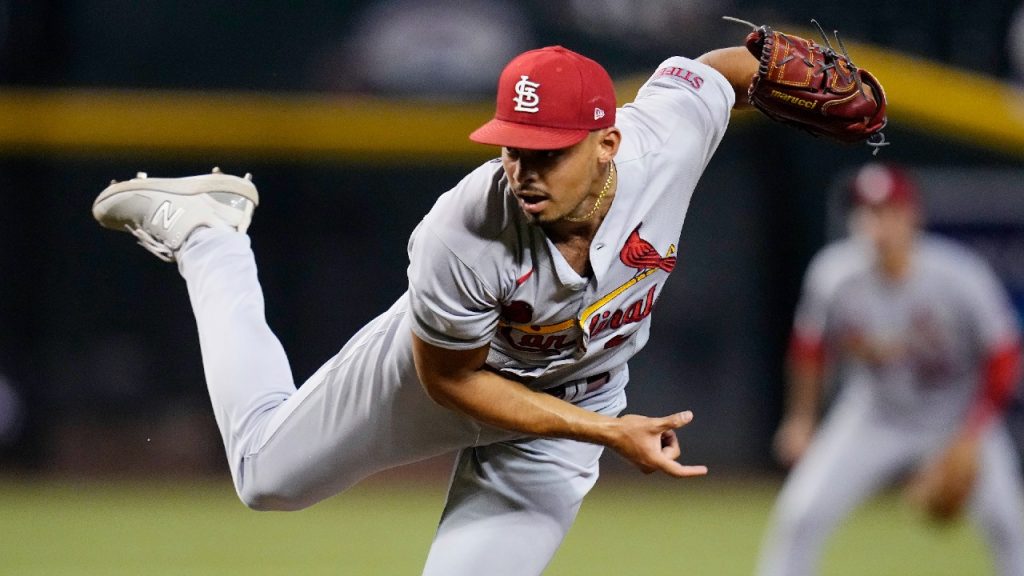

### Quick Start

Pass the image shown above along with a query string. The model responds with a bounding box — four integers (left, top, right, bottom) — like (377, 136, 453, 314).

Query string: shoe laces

(126, 224, 175, 262)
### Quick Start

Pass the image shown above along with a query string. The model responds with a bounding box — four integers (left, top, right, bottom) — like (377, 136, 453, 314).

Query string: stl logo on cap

(513, 75, 541, 113)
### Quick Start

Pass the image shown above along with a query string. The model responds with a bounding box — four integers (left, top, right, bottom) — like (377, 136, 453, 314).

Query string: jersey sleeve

(966, 262, 1015, 348)
(951, 248, 1022, 432)
(619, 57, 734, 165)
(956, 253, 1021, 349)
(406, 217, 501, 351)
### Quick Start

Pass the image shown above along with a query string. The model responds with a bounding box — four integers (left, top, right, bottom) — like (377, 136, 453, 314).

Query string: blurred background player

(757, 163, 1024, 576)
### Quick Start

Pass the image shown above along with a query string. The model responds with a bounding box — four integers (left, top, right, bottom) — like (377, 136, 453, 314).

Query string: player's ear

(596, 127, 621, 163)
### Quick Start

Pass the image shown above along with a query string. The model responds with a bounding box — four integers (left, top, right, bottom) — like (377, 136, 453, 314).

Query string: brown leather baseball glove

(905, 435, 980, 523)
(725, 17, 888, 151)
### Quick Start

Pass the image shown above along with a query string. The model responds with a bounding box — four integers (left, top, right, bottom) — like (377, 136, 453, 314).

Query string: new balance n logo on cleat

(152, 201, 184, 230)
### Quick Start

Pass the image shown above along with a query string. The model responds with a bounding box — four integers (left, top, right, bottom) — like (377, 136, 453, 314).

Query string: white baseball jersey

(408, 56, 734, 395)
(175, 56, 735, 576)
(796, 233, 1019, 427)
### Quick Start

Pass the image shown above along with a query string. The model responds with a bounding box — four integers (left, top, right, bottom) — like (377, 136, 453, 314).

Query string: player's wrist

(576, 413, 627, 447)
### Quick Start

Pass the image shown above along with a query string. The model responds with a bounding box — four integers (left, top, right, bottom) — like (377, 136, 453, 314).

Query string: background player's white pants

(756, 387, 1024, 576)
(177, 228, 627, 575)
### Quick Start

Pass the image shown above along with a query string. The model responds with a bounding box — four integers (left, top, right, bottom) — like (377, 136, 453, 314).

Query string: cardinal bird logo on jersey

(496, 223, 678, 354)
(586, 224, 677, 347)
(620, 225, 676, 272)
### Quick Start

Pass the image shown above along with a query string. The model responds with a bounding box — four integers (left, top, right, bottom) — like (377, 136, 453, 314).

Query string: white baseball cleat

(92, 167, 259, 262)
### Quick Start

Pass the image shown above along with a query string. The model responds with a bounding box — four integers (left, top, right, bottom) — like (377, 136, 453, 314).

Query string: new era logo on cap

(470, 46, 617, 150)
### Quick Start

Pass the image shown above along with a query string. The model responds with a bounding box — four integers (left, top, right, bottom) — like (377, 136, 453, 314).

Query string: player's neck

(877, 231, 917, 281)
(878, 247, 912, 281)
(545, 213, 604, 242)
(546, 163, 617, 240)
(544, 204, 615, 247)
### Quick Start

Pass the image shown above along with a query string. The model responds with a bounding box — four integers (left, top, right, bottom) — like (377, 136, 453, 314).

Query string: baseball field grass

(0, 471, 991, 575)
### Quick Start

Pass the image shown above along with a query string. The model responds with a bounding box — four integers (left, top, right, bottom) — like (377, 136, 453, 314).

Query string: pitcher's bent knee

(232, 461, 325, 511)
(236, 479, 318, 512)
(233, 457, 361, 512)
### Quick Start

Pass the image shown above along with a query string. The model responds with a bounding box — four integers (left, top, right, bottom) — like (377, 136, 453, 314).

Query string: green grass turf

(0, 475, 991, 575)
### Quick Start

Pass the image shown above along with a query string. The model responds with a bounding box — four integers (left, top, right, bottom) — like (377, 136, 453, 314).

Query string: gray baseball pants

(178, 227, 628, 575)
(756, 386, 1024, 576)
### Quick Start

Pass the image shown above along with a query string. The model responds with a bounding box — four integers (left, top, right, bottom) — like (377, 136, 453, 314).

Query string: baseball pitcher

(92, 20, 886, 576)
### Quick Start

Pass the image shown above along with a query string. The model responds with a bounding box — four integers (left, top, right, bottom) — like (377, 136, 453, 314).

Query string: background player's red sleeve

(787, 330, 825, 371)
(966, 340, 1022, 435)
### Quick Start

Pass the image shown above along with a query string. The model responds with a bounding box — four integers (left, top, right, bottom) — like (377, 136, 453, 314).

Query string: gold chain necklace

(564, 162, 616, 223)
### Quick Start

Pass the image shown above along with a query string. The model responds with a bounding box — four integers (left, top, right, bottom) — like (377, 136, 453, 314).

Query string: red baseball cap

(470, 46, 617, 150)
(850, 163, 919, 208)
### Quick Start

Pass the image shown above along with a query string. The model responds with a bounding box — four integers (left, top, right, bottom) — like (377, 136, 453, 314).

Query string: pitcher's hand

(608, 411, 707, 478)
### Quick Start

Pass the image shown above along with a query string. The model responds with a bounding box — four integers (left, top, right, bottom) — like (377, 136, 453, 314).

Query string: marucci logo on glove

(770, 90, 817, 109)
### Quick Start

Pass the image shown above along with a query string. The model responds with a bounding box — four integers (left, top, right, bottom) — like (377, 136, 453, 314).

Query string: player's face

(860, 203, 918, 257)
(502, 130, 618, 226)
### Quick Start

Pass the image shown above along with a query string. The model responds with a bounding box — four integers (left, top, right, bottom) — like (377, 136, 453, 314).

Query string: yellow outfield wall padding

(0, 89, 498, 161)
(0, 41, 1022, 161)
(849, 43, 1024, 155)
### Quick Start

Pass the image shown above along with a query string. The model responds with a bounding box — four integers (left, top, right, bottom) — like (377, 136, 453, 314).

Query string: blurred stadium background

(1, 0, 1023, 574)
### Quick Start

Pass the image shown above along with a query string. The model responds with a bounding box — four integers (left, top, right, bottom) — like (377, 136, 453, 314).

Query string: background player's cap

(469, 46, 616, 150)
(850, 163, 919, 208)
